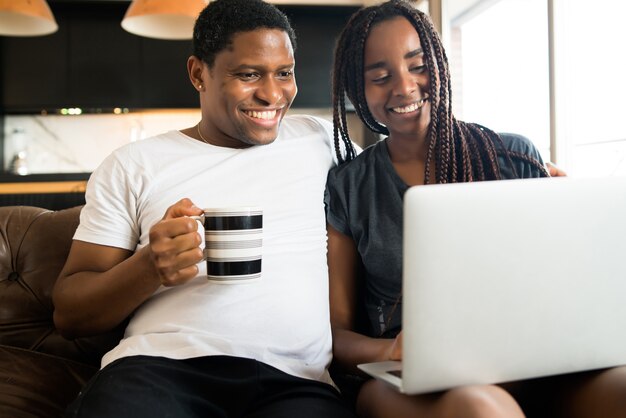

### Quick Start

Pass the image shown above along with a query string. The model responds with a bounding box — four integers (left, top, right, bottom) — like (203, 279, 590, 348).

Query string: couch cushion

(0, 344, 97, 418)
(0, 205, 124, 366)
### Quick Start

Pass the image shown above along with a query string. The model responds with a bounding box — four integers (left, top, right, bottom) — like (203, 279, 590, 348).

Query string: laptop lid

(369, 176, 626, 395)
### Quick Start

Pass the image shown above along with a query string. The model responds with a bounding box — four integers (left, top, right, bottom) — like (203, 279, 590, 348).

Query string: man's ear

(187, 55, 206, 92)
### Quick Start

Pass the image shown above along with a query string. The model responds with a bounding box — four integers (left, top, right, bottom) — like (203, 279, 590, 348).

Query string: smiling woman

(361, 17, 432, 180)
(324, 1, 626, 418)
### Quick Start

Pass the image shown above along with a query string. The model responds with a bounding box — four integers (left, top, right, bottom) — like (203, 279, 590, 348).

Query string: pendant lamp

(0, 0, 57, 37)
(121, 0, 208, 40)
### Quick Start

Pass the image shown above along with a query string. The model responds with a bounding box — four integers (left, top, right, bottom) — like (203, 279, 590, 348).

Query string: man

(53, 1, 355, 417)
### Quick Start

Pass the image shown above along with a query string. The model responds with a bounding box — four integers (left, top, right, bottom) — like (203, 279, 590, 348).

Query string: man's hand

(148, 198, 204, 287)
(546, 161, 567, 177)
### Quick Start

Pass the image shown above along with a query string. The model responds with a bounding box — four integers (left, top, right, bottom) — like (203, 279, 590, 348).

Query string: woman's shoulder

(329, 140, 384, 180)
(496, 132, 545, 179)
(497, 132, 540, 157)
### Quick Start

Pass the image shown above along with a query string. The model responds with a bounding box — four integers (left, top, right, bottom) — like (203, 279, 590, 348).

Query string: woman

(325, 1, 626, 417)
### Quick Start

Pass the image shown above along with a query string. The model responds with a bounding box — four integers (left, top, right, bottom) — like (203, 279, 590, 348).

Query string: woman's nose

(392, 70, 418, 97)
(393, 69, 428, 97)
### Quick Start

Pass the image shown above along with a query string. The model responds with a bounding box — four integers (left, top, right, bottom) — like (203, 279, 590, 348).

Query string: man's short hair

(193, 0, 297, 68)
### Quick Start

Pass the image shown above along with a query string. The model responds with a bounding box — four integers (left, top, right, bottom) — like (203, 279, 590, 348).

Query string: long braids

(332, 8, 384, 164)
(331, 0, 548, 179)
(332, 0, 548, 337)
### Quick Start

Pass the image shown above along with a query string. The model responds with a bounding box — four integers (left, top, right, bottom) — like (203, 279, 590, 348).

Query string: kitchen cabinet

(66, 6, 143, 108)
(140, 38, 195, 109)
(0, 2, 195, 112)
(0, 2, 358, 112)
(0, 13, 69, 110)
(285, 6, 359, 108)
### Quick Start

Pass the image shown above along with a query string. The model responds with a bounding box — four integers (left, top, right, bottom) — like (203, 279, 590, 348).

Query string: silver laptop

(358, 176, 626, 394)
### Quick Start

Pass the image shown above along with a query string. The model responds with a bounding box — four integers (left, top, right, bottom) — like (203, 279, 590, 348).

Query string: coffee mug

(191, 207, 263, 283)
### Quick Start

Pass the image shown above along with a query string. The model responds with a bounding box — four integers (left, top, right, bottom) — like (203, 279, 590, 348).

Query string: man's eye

(238, 73, 259, 81)
(277, 70, 294, 79)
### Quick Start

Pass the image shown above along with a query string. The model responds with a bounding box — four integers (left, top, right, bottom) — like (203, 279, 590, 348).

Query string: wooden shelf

(0, 181, 87, 194)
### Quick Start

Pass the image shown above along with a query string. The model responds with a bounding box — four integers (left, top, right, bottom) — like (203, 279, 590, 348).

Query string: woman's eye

(410, 65, 426, 74)
(372, 74, 390, 84)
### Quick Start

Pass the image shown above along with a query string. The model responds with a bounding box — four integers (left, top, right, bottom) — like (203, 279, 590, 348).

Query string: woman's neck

(386, 128, 431, 161)
(386, 132, 435, 186)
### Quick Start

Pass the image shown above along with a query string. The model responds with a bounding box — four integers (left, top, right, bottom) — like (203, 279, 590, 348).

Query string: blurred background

(1, 0, 624, 209)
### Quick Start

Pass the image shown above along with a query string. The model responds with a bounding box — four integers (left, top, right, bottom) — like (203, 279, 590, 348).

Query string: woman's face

(363, 16, 431, 142)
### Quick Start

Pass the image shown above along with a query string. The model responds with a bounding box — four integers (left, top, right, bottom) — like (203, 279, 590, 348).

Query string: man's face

(199, 29, 297, 148)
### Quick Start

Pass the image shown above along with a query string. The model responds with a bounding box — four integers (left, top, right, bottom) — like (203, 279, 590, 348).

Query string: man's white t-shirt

(75, 115, 336, 385)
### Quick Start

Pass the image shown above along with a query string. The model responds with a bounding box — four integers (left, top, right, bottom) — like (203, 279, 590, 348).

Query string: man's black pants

(65, 355, 356, 418)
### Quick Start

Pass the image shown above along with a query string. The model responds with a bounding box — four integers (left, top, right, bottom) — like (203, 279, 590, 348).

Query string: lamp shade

(0, 0, 57, 37)
(121, 0, 207, 40)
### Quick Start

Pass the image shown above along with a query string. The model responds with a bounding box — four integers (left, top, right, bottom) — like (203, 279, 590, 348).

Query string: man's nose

(255, 77, 283, 105)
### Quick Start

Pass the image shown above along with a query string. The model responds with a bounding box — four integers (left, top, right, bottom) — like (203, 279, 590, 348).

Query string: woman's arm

(328, 224, 400, 374)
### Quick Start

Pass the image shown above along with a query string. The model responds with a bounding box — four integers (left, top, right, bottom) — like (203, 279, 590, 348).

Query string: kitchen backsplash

(3, 109, 340, 175)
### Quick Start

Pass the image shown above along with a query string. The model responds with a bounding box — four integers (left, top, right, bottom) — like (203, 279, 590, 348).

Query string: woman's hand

(385, 331, 403, 361)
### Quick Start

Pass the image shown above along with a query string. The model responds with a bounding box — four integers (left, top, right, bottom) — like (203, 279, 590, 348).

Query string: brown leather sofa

(0, 205, 124, 418)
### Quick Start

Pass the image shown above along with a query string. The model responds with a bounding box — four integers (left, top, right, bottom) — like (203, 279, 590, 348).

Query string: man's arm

(546, 161, 567, 177)
(52, 199, 204, 339)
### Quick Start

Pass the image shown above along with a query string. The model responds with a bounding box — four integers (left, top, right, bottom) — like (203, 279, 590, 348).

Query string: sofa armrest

(0, 344, 97, 418)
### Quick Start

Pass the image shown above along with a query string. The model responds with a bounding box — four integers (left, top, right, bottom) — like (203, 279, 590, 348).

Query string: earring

(198, 84, 203, 90)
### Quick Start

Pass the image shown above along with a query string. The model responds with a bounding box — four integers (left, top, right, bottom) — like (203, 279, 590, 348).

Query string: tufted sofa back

(0, 205, 123, 364)
(0, 205, 128, 417)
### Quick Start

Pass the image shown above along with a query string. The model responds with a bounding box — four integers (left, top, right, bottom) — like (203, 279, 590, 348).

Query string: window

(554, 0, 626, 177)
(444, 0, 626, 177)
(448, 0, 549, 158)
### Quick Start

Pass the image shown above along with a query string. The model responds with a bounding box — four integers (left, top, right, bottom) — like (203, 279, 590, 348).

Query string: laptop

(358, 176, 626, 394)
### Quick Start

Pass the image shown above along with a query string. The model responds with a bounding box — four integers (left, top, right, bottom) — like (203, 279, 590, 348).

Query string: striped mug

(192, 207, 263, 283)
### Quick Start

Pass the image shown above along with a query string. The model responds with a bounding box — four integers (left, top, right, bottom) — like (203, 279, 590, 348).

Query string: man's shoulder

(109, 130, 184, 160)
(93, 131, 184, 180)
(111, 130, 179, 151)
(279, 114, 332, 138)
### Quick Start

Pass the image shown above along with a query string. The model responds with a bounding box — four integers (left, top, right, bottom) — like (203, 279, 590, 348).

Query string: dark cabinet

(0, 2, 358, 113)
(66, 6, 143, 108)
(283, 6, 359, 109)
(140, 38, 194, 109)
(0, 12, 69, 110)
(0, 2, 196, 112)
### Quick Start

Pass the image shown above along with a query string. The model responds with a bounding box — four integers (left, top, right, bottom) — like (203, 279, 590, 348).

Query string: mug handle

(188, 214, 205, 223)
(187, 214, 207, 263)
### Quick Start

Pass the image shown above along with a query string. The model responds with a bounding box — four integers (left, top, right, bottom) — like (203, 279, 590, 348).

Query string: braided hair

(331, 0, 548, 181)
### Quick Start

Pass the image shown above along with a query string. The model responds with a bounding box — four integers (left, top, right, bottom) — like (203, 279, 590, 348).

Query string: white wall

(3, 108, 344, 174)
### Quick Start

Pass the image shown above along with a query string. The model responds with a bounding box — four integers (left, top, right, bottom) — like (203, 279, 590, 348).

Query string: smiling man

(52, 1, 355, 417)
(192, 30, 296, 147)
